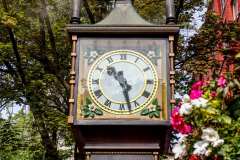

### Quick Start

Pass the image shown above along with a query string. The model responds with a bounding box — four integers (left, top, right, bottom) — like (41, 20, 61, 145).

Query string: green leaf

(210, 80, 216, 88)
(221, 115, 232, 124)
(149, 112, 154, 118)
(94, 108, 103, 115)
(141, 108, 149, 116)
(86, 97, 92, 105)
(156, 105, 161, 111)
(83, 111, 91, 117)
(89, 112, 95, 118)
(228, 98, 240, 119)
(204, 107, 219, 115)
(153, 111, 160, 118)
(217, 87, 224, 95)
(151, 98, 158, 105)
(83, 108, 90, 113)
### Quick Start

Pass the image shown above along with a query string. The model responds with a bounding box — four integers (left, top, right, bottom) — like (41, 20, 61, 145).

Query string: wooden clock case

(67, 0, 179, 159)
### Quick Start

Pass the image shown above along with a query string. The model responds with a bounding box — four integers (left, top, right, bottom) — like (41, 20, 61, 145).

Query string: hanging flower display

(171, 74, 240, 160)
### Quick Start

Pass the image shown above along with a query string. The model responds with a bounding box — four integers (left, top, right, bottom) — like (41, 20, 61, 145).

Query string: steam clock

(67, 0, 179, 159)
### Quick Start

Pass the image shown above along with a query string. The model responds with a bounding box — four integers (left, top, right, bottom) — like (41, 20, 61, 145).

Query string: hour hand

(123, 89, 132, 111)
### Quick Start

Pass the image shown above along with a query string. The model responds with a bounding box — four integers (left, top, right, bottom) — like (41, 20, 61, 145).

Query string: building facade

(211, 0, 240, 22)
(203, 0, 240, 79)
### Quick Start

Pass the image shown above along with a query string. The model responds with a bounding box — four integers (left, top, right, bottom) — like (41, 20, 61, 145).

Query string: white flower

(193, 140, 209, 155)
(179, 103, 192, 115)
(191, 97, 208, 108)
(201, 128, 224, 148)
(172, 143, 187, 159)
(183, 94, 190, 103)
(174, 133, 188, 144)
(212, 139, 224, 147)
(201, 128, 219, 142)
(205, 148, 212, 156)
(178, 133, 188, 143)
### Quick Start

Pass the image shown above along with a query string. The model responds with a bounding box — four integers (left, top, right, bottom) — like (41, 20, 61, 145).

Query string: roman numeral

(146, 79, 154, 84)
(104, 99, 112, 107)
(120, 54, 127, 60)
(96, 67, 103, 72)
(106, 57, 114, 63)
(142, 91, 150, 98)
(143, 67, 150, 72)
(94, 90, 103, 98)
(133, 101, 140, 108)
(134, 57, 140, 63)
(119, 104, 125, 110)
(92, 79, 99, 85)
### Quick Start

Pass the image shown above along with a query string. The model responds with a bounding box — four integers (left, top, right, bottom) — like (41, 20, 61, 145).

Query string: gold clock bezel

(87, 50, 158, 115)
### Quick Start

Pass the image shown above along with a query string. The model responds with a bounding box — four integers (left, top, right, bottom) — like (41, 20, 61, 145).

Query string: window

(221, 0, 226, 13)
(232, 0, 239, 20)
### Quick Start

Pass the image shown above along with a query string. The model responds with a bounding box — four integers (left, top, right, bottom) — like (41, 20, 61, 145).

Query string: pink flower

(190, 90, 203, 100)
(191, 81, 204, 90)
(189, 81, 204, 100)
(211, 91, 217, 98)
(171, 107, 192, 134)
(217, 76, 226, 87)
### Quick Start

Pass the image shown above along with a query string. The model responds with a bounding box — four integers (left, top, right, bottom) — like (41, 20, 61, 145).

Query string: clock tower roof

(97, 0, 152, 26)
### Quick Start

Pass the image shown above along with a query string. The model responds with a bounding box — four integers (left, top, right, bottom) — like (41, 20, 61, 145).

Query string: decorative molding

(68, 35, 78, 124)
(169, 35, 175, 111)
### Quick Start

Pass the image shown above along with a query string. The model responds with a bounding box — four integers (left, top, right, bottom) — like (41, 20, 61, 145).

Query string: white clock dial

(87, 50, 158, 115)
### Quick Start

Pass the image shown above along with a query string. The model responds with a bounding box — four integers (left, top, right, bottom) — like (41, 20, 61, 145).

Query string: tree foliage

(179, 12, 240, 76)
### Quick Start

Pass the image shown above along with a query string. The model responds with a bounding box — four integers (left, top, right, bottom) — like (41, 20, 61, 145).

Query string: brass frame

(68, 36, 176, 122)
(87, 50, 159, 115)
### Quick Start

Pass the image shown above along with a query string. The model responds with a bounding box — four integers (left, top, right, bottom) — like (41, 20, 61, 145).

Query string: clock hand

(107, 66, 132, 111)
(123, 88, 132, 111)
(117, 71, 132, 111)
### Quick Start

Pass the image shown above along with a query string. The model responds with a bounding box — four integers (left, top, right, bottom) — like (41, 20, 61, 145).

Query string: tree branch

(83, 0, 96, 24)
(175, 0, 184, 23)
(2, 0, 26, 85)
(40, 0, 59, 63)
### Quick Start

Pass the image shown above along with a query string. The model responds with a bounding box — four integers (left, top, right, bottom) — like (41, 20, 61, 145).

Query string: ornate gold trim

(162, 81, 167, 120)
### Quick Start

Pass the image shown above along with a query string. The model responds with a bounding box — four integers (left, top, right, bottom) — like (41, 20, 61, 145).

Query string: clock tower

(67, 0, 179, 159)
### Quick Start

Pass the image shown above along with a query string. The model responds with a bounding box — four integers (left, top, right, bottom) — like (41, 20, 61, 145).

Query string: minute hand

(116, 71, 132, 111)
(123, 88, 131, 111)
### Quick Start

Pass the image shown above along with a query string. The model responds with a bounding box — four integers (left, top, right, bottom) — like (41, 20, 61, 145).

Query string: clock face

(87, 50, 158, 115)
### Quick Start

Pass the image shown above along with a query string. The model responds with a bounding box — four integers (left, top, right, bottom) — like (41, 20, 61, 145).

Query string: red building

(211, 0, 240, 22)
(203, 0, 240, 79)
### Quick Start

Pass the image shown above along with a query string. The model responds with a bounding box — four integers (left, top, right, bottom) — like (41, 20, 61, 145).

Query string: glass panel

(75, 38, 169, 118)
